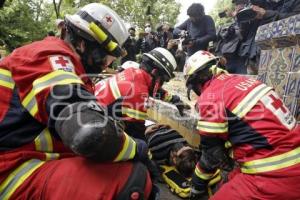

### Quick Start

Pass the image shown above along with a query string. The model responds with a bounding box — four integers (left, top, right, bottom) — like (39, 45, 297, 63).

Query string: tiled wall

(256, 14, 300, 121)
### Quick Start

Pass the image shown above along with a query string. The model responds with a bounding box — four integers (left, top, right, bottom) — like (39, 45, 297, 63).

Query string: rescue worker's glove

(170, 95, 191, 116)
(133, 139, 161, 183)
(190, 186, 208, 200)
(134, 138, 149, 163)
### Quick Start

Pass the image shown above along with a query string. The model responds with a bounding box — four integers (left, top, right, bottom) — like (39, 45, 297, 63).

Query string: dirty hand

(170, 95, 191, 116)
(251, 5, 266, 19)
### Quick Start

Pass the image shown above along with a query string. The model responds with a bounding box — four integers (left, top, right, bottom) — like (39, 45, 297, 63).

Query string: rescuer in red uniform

(184, 50, 300, 200)
(95, 47, 190, 140)
(0, 3, 152, 200)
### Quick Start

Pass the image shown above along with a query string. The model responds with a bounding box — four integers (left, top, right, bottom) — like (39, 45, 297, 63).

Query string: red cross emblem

(106, 16, 112, 23)
(55, 56, 69, 67)
(49, 55, 74, 72)
(269, 94, 287, 113)
(201, 51, 212, 56)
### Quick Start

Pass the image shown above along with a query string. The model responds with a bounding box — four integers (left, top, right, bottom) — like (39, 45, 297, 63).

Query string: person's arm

(190, 98, 233, 199)
(173, 20, 189, 37)
(12, 53, 139, 163)
(194, 16, 216, 47)
(253, 1, 300, 23)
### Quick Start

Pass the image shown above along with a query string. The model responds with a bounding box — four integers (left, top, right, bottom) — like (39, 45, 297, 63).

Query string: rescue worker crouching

(184, 50, 300, 200)
(0, 3, 153, 200)
(95, 47, 190, 140)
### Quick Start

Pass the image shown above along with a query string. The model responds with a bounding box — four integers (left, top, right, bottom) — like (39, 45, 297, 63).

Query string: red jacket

(0, 37, 132, 165)
(194, 73, 300, 182)
(95, 68, 172, 123)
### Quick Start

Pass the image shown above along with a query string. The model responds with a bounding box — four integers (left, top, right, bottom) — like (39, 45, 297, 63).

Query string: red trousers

(1, 155, 152, 200)
(211, 169, 300, 200)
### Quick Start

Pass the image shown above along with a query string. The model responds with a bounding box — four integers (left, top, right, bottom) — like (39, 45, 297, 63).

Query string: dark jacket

(174, 15, 216, 56)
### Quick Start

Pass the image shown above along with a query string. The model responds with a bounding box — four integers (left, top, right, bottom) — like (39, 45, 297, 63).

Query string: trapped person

(145, 123, 197, 178)
(173, 3, 216, 56)
(0, 3, 152, 200)
(184, 50, 300, 200)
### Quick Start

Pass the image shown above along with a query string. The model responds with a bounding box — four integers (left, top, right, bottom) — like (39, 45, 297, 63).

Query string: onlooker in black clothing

(121, 27, 137, 64)
(173, 3, 216, 56)
(232, 0, 300, 74)
(251, 0, 300, 23)
(47, 31, 55, 37)
(157, 23, 174, 49)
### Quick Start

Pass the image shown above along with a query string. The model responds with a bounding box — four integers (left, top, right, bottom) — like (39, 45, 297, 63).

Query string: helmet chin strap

(149, 68, 162, 97)
(187, 83, 202, 100)
(79, 41, 108, 74)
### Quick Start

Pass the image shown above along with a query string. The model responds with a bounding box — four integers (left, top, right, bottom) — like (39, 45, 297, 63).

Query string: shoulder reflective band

(89, 22, 118, 52)
(194, 165, 220, 181)
(114, 132, 136, 162)
(197, 121, 228, 134)
(232, 84, 272, 118)
(22, 70, 83, 117)
(109, 76, 121, 99)
(0, 159, 45, 200)
(34, 128, 60, 160)
(35, 128, 53, 152)
(0, 68, 15, 89)
(122, 107, 148, 121)
(241, 146, 300, 174)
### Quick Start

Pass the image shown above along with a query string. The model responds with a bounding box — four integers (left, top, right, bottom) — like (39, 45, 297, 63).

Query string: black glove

(134, 138, 149, 163)
(190, 186, 208, 200)
(170, 95, 191, 116)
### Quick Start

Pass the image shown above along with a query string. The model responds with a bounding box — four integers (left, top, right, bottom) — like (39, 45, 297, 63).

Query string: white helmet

(120, 61, 140, 70)
(143, 47, 177, 80)
(65, 3, 128, 57)
(184, 50, 218, 79)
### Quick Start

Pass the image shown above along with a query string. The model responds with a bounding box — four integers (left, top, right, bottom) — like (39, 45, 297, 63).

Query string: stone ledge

(255, 14, 300, 49)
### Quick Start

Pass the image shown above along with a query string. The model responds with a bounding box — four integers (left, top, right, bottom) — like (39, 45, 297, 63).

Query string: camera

(236, 3, 257, 22)
(219, 11, 228, 18)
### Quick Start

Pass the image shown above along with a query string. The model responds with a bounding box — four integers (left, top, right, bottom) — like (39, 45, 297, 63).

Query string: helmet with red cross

(184, 50, 220, 99)
(65, 3, 128, 58)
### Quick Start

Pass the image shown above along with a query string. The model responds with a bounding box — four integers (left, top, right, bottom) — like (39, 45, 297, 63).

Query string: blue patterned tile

(267, 71, 289, 97)
(294, 14, 300, 35)
(268, 47, 294, 72)
(258, 50, 270, 71)
(283, 96, 296, 115)
(291, 46, 300, 72)
(285, 72, 300, 98)
(257, 70, 267, 83)
(274, 16, 295, 38)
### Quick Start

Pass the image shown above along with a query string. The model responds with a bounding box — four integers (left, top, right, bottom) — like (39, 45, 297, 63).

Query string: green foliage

(0, 0, 53, 52)
(210, 0, 235, 28)
(0, 0, 180, 52)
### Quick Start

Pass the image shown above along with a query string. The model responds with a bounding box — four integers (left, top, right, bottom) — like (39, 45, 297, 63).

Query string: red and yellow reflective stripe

(194, 166, 220, 181)
(34, 128, 60, 160)
(197, 121, 228, 134)
(22, 70, 83, 117)
(232, 84, 272, 118)
(0, 159, 45, 200)
(114, 132, 136, 162)
(0, 68, 14, 89)
(122, 107, 148, 121)
(34, 128, 53, 152)
(109, 76, 121, 99)
(241, 146, 300, 174)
